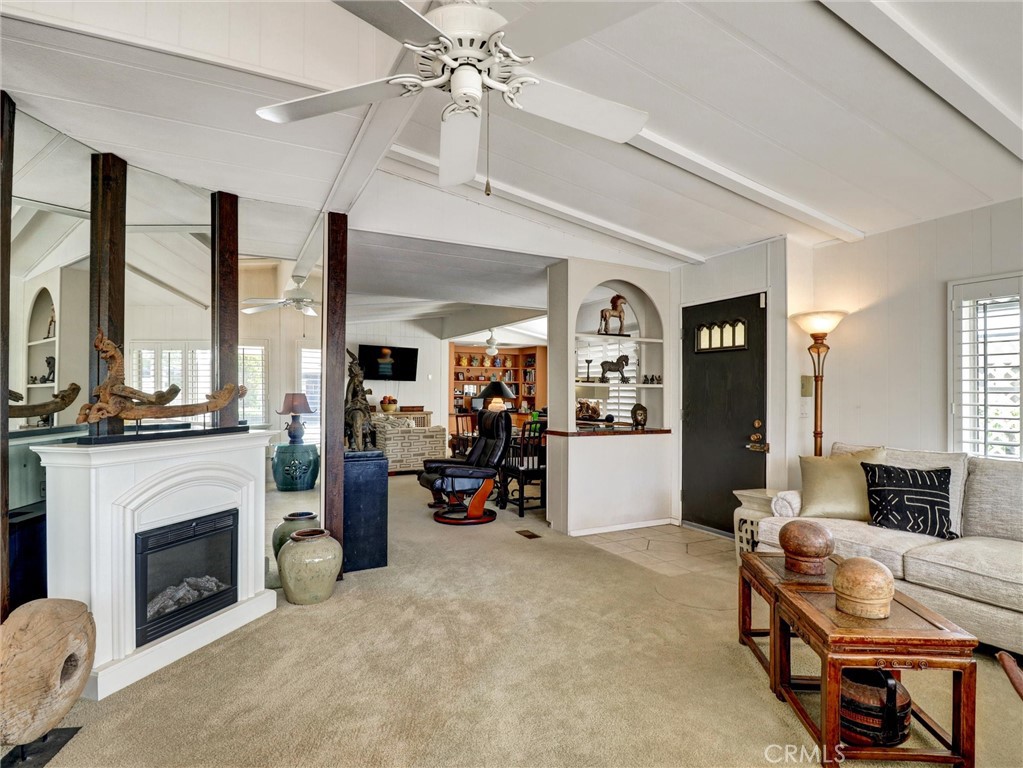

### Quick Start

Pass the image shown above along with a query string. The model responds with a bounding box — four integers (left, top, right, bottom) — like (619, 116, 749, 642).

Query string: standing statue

(345, 350, 376, 451)
(598, 294, 628, 335)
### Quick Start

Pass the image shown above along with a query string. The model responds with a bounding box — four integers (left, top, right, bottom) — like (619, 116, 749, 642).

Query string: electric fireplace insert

(135, 509, 238, 647)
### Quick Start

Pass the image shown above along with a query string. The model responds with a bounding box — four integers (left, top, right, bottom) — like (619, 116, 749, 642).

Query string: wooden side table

(775, 584, 977, 767)
(739, 552, 839, 697)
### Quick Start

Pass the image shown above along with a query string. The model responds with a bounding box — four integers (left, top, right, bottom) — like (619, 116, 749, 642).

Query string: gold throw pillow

(799, 447, 887, 521)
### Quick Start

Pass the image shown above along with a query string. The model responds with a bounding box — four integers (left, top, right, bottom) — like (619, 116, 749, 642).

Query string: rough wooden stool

(1, 599, 96, 747)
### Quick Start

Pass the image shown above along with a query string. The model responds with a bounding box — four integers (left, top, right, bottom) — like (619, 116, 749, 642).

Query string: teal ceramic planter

(272, 443, 320, 491)
(278, 528, 343, 605)
(271, 511, 319, 558)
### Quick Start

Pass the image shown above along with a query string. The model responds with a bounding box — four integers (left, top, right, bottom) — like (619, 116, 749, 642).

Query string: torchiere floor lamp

(790, 311, 847, 456)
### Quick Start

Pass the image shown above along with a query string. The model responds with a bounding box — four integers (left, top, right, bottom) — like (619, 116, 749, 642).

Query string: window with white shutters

(238, 344, 268, 426)
(950, 274, 1022, 459)
(575, 339, 639, 422)
(300, 346, 322, 445)
(128, 341, 268, 426)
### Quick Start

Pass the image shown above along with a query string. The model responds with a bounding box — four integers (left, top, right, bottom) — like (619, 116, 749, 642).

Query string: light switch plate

(800, 375, 813, 397)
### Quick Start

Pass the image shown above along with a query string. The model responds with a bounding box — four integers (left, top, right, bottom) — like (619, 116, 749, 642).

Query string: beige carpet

(15, 476, 1023, 767)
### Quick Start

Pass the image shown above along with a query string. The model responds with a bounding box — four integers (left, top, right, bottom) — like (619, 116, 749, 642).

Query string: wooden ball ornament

(834, 557, 895, 619)
(778, 519, 835, 575)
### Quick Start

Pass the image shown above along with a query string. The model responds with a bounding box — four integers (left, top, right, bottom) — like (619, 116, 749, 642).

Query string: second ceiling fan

(257, 0, 652, 187)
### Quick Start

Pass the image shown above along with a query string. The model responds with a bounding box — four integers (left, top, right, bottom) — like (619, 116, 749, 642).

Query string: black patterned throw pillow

(860, 463, 958, 540)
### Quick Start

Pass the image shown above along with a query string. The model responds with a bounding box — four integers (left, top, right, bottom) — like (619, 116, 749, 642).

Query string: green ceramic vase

(278, 528, 343, 605)
(271, 511, 319, 558)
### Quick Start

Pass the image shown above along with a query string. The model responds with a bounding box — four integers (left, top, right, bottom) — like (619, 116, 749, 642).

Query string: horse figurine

(599, 355, 630, 383)
(598, 294, 628, 335)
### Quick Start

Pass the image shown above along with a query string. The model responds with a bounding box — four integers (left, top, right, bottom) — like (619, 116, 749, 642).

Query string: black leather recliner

(418, 409, 512, 525)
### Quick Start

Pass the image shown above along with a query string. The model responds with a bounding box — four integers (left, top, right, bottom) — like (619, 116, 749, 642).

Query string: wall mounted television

(357, 344, 419, 381)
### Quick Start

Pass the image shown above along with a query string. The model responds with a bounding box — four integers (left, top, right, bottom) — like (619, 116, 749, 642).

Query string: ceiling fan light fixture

(484, 328, 499, 355)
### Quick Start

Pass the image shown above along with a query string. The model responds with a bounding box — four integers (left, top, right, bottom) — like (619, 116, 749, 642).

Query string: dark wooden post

(322, 212, 347, 567)
(211, 191, 239, 428)
(89, 153, 127, 438)
(0, 91, 15, 621)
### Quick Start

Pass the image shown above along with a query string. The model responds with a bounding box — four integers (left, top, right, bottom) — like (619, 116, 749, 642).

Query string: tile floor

(580, 524, 736, 577)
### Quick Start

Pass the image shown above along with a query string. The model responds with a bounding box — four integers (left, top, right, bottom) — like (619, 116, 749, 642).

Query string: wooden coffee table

(739, 551, 841, 696)
(775, 582, 977, 767)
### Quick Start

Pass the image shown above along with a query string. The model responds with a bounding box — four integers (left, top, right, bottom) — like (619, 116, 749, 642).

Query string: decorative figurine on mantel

(344, 349, 376, 451)
(45, 305, 56, 339)
(599, 355, 630, 383)
(597, 294, 629, 336)
(76, 329, 245, 424)
(43, 356, 56, 383)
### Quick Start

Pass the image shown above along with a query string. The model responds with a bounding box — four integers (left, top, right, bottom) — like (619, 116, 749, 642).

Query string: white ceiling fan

(242, 278, 320, 316)
(257, 0, 652, 187)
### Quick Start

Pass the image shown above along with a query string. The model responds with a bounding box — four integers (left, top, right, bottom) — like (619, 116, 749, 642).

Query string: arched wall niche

(573, 279, 663, 339)
(572, 279, 665, 430)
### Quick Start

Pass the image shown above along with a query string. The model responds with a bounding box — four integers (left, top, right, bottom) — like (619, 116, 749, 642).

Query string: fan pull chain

(484, 90, 492, 196)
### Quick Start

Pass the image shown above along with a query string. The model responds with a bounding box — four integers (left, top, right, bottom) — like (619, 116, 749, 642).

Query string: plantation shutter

(575, 339, 639, 422)
(237, 343, 268, 426)
(300, 347, 322, 445)
(951, 275, 1022, 459)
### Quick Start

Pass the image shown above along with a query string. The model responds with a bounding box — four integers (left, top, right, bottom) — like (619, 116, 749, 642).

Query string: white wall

(346, 319, 446, 420)
(547, 257, 679, 534)
(812, 197, 1022, 453)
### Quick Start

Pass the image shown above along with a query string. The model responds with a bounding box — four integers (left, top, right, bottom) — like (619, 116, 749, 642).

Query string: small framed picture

(455, 372, 465, 381)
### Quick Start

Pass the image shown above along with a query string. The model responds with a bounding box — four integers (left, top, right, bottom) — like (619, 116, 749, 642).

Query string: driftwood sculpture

(9, 384, 82, 420)
(597, 294, 628, 335)
(0, 599, 96, 747)
(76, 328, 245, 424)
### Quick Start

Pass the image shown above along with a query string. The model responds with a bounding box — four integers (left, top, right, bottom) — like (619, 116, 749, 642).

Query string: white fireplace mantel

(33, 430, 277, 700)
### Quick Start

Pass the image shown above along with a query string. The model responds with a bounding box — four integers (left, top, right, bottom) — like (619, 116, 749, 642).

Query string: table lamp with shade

(479, 380, 516, 412)
(790, 311, 847, 456)
(277, 392, 316, 444)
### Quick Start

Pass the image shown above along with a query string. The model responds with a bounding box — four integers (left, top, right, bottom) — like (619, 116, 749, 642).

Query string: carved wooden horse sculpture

(599, 355, 631, 383)
(598, 294, 627, 335)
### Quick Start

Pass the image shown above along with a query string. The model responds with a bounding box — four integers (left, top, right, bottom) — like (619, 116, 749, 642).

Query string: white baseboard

(569, 518, 676, 537)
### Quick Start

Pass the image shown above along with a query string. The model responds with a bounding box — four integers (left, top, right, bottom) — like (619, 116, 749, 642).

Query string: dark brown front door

(681, 293, 767, 533)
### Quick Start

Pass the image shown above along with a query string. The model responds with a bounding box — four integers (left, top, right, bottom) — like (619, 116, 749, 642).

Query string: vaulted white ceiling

(1, 1, 1020, 326)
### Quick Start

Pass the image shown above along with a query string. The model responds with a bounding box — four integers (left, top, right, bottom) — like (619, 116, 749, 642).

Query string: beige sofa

(734, 443, 1023, 654)
(371, 415, 447, 473)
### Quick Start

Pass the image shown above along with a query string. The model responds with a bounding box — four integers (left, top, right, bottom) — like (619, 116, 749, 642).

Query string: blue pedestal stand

(343, 450, 388, 572)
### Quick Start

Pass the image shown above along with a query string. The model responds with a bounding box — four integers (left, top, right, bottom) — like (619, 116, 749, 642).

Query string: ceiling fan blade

(241, 304, 282, 315)
(333, 1, 444, 45)
(301, 306, 319, 317)
(514, 77, 648, 142)
(438, 109, 482, 187)
(498, 2, 655, 59)
(241, 298, 285, 305)
(257, 77, 410, 123)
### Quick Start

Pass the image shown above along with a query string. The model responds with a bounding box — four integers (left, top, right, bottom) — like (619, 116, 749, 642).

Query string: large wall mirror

(6, 108, 328, 609)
